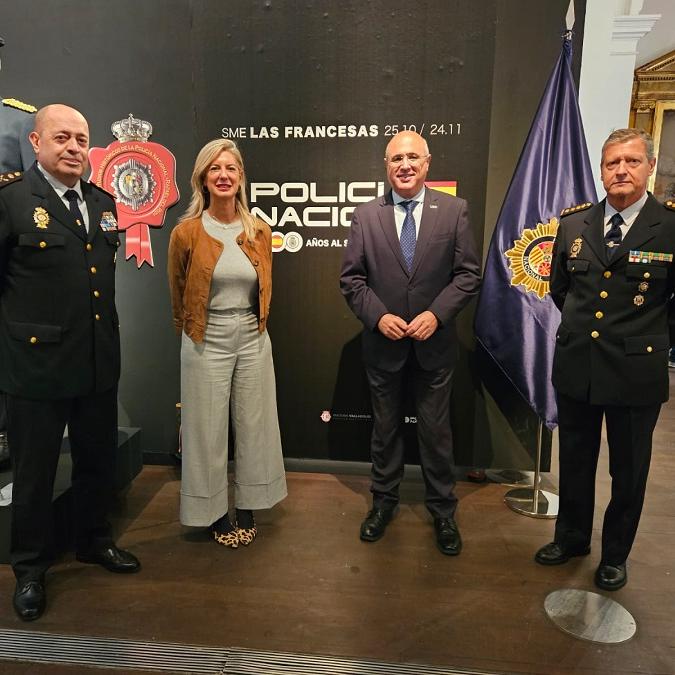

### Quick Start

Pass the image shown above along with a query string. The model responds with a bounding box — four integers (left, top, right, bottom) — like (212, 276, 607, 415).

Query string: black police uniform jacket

(0, 163, 121, 399)
(550, 194, 675, 407)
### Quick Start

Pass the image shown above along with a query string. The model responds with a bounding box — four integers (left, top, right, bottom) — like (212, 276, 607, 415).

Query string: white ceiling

(637, 0, 675, 67)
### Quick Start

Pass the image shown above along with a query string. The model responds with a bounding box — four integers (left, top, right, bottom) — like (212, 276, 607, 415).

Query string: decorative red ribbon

(121, 222, 154, 268)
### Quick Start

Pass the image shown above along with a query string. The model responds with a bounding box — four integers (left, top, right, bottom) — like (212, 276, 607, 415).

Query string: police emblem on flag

(505, 218, 559, 299)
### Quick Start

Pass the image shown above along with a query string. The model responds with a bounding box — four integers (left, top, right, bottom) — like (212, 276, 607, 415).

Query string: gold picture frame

(632, 49, 675, 200)
(649, 101, 675, 200)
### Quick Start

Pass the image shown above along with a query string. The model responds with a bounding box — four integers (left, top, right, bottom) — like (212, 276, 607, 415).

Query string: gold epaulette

(560, 202, 593, 217)
(0, 170, 22, 185)
(665, 199, 675, 211)
(2, 98, 37, 113)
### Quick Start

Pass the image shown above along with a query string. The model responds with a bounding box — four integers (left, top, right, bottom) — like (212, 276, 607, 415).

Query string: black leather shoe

(535, 541, 590, 566)
(595, 563, 627, 591)
(360, 507, 396, 542)
(76, 544, 141, 573)
(13, 580, 46, 621)
(466, 469, 486, 483)
(434, 517, 462, 556)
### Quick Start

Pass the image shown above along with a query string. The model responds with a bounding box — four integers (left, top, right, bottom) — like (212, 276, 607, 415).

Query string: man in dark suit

(0, 104, 140, 621)
(535, 128, 675, 591)
(340, 131, 481, 555)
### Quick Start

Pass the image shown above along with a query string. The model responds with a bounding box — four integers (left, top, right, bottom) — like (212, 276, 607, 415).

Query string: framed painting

(650, 100, 675, 201)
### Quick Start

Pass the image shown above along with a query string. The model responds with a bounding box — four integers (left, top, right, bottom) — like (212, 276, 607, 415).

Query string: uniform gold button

(39, 241, 47, 249)
(644, 272, 650, 279)
(90, 266, 97, 274)
(29, 336, 38, 344)
(595, 311, 604, 319)
(95, 314, 101, 321)
(591, 331, 599, 338)
(93, 290, 100, 298)
(600, 291, 608, 298)
(86, 243, 92, 251)
(603, 271, 611, 278)
(647, 346, 653, 353)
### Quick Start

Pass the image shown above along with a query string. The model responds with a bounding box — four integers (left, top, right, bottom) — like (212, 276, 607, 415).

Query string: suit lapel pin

(33, 206, 49, 229)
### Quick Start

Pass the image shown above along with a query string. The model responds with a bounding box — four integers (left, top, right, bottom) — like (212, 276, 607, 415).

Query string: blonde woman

(168, 139, 286, 547)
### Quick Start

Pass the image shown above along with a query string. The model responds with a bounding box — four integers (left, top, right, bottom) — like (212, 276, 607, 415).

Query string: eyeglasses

(385, 153, 429, 167)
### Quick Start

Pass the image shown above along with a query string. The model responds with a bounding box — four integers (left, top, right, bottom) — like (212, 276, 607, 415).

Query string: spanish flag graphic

(425, 181, 457, 196)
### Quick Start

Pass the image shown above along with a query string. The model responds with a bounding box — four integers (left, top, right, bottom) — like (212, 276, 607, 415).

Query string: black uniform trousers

(366, 352, 457, 518)
(8, 387, 117, 583)
(554, 391, 660, 566)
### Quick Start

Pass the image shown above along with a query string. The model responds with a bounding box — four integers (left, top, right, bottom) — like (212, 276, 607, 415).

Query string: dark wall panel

(1, 1, 582, 466)
(1, 0, 194, 455)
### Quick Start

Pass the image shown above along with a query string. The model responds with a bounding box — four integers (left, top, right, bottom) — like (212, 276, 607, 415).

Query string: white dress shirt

(392, 187, 425, 239)
(603, 191, 648, 240)
(37, 162, 90, 232)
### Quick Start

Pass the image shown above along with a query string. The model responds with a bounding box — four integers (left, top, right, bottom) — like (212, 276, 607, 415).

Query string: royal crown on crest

(111, 114, 153, 143)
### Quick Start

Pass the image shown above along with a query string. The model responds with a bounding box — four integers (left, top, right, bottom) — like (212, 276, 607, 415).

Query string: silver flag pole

(504, 420, 558, 518)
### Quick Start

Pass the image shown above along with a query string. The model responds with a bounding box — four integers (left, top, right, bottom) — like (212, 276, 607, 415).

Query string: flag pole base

(544, 589, 636, 643)
(504, 487, 558, 518)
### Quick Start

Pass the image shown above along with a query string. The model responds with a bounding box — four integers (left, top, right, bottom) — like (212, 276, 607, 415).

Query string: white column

(579, 0, 660, 195)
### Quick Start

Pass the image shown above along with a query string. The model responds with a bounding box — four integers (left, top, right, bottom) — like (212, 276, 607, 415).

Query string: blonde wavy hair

(180, 138, 262, 241)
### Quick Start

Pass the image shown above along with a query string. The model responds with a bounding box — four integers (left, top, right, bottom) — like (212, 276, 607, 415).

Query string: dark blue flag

(474, 35, 596, 430)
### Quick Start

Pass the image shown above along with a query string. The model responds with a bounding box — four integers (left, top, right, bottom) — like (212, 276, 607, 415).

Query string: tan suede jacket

(167, 216, 272, 343)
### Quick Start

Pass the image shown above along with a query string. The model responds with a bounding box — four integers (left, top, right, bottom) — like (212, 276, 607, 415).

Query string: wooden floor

(1, 390, 675, 674)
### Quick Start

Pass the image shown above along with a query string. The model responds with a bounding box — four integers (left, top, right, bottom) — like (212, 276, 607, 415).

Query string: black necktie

(399, 200, 417, 271)
(605, 212, 623, 258)
(64, 189, 85, 230)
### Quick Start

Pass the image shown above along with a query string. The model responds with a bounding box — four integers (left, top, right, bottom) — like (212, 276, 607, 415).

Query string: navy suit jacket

(340, 188, 481, 371)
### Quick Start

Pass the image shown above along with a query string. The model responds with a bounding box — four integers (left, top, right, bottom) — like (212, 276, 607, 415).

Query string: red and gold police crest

(89, 114, 179, 268)
(505, 218, 559, 299)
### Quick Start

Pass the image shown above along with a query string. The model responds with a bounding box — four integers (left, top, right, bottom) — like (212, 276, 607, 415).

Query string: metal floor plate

(0, 628, 505, 674)
(544, 589, 637, 643)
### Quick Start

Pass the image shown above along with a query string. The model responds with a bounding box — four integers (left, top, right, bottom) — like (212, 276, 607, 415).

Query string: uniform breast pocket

(102, 232, 121, 262)
(103, 232, 120, 248)
(566, 259, 590, 273)
(16, 232, 66, 269)
(626, 262, 667, 282)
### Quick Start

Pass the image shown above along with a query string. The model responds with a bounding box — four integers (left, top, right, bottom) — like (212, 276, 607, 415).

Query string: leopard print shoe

(213, 530, 239, 548)
(237, 526, 257, 546)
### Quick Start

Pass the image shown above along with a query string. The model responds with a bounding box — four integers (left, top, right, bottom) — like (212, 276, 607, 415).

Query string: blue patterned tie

(400, 200, 417, 272)
(605, 212, 623, 259)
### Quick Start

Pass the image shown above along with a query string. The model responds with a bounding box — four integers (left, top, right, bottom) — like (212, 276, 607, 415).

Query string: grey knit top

(202, 212, 258, 311)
